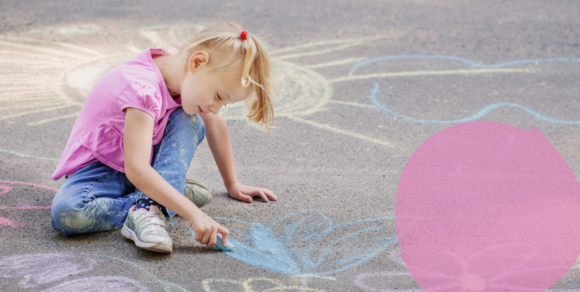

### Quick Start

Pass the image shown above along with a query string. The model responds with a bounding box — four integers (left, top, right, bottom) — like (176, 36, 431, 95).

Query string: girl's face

(179, 52, 247, 116)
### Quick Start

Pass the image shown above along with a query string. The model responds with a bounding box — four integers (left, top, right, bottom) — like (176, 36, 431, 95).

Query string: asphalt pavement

(0, 1, 579, 291)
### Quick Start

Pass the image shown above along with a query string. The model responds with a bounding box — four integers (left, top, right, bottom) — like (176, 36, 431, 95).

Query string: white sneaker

(121, 209, 173, 253)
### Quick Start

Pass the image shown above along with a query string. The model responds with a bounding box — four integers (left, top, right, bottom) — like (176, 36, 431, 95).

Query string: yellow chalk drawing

(268, 35, 389, 55)
(329, 68, 536, 83)
(85, 253, 337, 292)
(328, 100, 374, 109)
(27, 112, 82, 126)
(219, 59, 333, 120)
(0, 25, 542, 151)
(202, 274, 336, 292)
(139, 30, 164, 47)
(303, 57, 368, 69)
(286, 115, 395, 148)
(275, 42, 366, 60)
(0, 36, 94, 125)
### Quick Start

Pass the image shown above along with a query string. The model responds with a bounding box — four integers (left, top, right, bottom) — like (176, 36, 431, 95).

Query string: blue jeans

(51, 108, 205, 236)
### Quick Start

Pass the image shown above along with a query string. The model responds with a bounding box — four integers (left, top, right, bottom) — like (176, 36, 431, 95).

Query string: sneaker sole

(121, 223, 173, 253)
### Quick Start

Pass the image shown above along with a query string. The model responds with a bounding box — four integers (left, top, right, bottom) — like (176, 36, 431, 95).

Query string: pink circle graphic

(395, 122, 580, 292)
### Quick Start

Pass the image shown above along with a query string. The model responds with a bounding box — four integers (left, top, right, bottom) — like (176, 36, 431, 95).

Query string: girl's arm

(200, 112, 277, 203)
(124, 108, 229, 248)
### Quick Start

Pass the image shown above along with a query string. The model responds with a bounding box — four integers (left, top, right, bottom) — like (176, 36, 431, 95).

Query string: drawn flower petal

(40, 276, 148, 292)
(216, 212, 397, 275)
(308, 217, 397, 274)
(215, 220, 300, 275)
(269, 210, 332, 269)
(0, 253, 99, 288)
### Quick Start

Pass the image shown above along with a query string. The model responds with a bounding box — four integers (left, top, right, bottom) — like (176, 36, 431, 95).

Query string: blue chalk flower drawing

(213, 210, 398, 275)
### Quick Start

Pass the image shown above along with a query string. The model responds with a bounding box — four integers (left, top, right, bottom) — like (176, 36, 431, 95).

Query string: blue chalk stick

(214, 233, 235, 251)
(189, 229, 235, 251)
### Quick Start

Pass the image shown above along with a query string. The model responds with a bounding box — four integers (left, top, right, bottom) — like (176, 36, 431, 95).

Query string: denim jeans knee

(143, 108, 205, 218)
(51, 162, 140, 236)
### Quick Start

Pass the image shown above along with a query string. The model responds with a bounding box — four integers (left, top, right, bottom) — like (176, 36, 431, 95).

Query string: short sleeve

(116, 82, 162, 120)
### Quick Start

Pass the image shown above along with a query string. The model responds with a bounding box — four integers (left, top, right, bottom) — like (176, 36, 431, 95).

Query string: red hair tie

(240, 31, 248, 40)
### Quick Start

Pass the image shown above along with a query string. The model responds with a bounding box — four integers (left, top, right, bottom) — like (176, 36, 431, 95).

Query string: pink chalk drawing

(40, 276, 149, 292)
(0, 252, 186, 291)
(0, 180, 58, 192)
(0, 216, 23, 227)
(0, 253, 99, 289)
(0, 206, 52, 210)
(0, 180, 55, 210)
(0, 185, 13, 194)
(395, 122, 580, 291)
(354, 249, 580, 292)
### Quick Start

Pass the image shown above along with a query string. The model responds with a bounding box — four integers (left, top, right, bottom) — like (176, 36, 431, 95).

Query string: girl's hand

(189, 214, 229, 248)
(227, 181, 278, 203)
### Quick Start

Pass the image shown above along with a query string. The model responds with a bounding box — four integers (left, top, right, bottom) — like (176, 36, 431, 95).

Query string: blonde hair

(175, 22, 275, 130)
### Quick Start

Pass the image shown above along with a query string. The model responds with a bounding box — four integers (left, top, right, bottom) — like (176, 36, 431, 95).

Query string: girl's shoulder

(90, 49, 166, 101)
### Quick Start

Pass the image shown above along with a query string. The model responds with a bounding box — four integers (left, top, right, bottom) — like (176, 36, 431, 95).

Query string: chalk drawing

(202, 274, 335, 292)
(347, 55, 580, 77)
(4, 26, 578, 169)
(0, 185, 12, 194)
(0, 216, 23, 227)
(369, 82, 580, 125)
(7, 29, 546, 150)
(331, 67, 535, 83)
(0, 30, 394, 152)
(0, 253, 99, 289)
(276, 42, 367, 60)
(40, 276, 148, 292)
(0, 148, 59, 161)
(30, 24, 102, 35)
(268, 35, 390, 55)
(0, 252, 174, 291)
(0, 180, 58, 192)
(0, 206, 51, 210)
(1, 29, 343, 127)
(0, 181, 55, 210)
(0, 251, 344, 291)
(354, 245, 580, 292)
(285, 116, 396, 148)
(86, 253, 189, 292)
(303, 57, 368, 69)
(0, 36, 100, 125)
(219, 59, 333, 120)
(208, 210, 397, 275)
(26, 112, 81, 126)
(328, 100, 375, 109)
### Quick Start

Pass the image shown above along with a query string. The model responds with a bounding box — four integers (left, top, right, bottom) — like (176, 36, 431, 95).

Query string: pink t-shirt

(52, 48, 181, 180)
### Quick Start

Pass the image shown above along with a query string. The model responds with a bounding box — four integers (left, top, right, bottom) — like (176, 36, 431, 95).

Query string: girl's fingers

(200, 226, 213, 244)
(207, 226, 218, 248)
(264, 189, 277, 200)
(218, 226, 230, 246)
(238, 192, 253, 203)
(195, 229, 202, 242)
(257, 190, 269, 202)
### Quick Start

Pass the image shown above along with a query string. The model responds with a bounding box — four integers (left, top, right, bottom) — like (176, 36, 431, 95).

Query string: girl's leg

(134, 108, 205, 218)
(51, 162, 139, 236)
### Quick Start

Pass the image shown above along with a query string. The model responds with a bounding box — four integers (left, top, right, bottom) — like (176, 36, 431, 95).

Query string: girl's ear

(188, 51, 210, 72)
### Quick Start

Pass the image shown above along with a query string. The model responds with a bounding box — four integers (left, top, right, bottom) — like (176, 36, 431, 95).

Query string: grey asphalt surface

(0, 1, 580, 291)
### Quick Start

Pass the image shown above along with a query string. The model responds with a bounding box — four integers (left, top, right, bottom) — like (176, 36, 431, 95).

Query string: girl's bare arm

(201, 112, 277, 202)
(124, 108, 228, 247)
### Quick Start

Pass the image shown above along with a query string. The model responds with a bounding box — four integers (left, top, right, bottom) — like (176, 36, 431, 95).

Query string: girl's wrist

(225, 180, 239, 191)
(185, 208, 206, 223)
(188, 213, 208, 228)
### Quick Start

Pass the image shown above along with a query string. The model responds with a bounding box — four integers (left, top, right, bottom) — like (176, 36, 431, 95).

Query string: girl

(50, 22, 277, 253)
